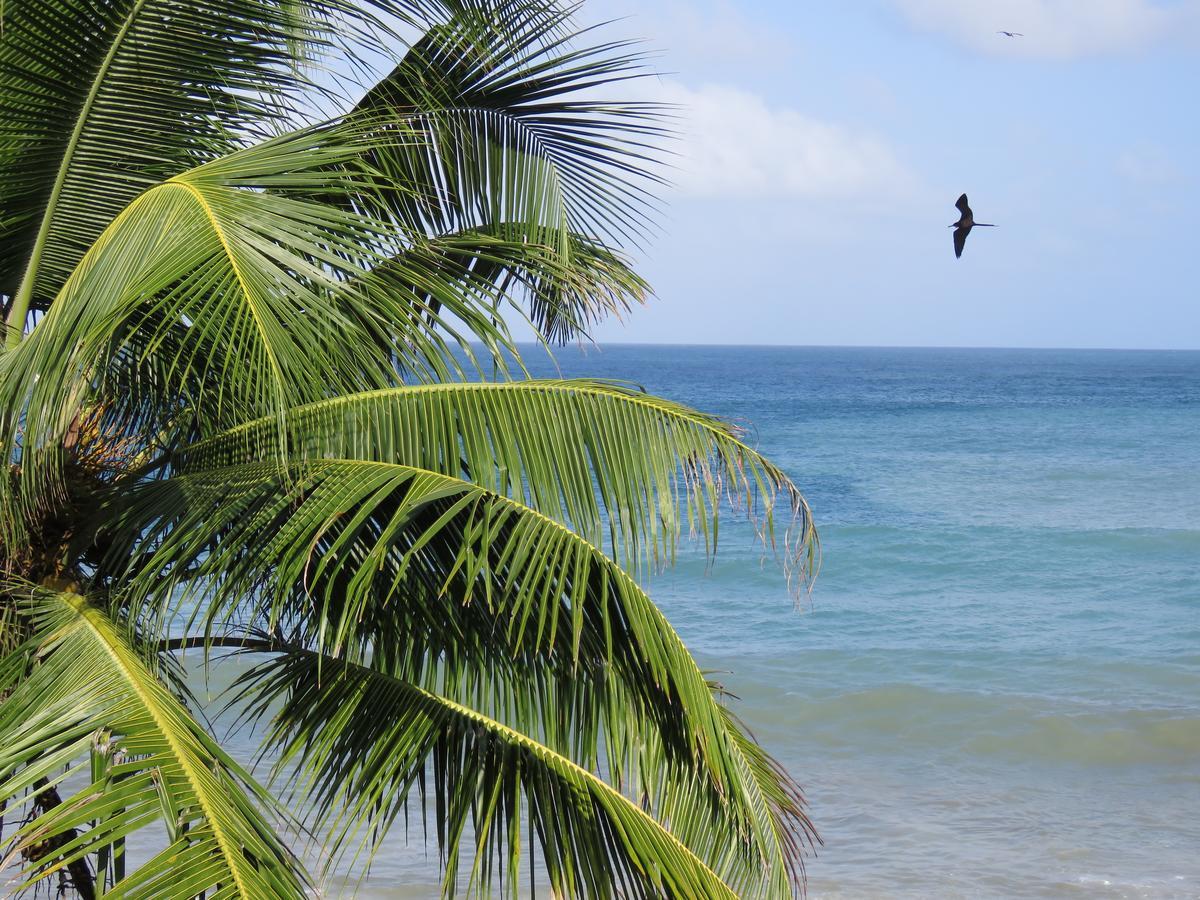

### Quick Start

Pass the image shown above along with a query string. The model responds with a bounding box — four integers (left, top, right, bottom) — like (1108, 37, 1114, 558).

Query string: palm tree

(0, 0, 819, 896)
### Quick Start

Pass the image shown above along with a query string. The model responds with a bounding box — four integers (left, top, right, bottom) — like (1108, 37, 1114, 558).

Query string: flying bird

(950, 193, 995, 259)
(997, 30, 1023, 37)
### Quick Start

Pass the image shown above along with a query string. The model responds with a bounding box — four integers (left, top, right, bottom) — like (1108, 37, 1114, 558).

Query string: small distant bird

(997, 30, 1023, 37)
(950, 193, 995, 259)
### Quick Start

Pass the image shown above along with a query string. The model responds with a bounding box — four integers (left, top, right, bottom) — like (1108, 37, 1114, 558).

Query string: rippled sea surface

(235, 346, 1200, 898)
(523, 345, 1198, 899)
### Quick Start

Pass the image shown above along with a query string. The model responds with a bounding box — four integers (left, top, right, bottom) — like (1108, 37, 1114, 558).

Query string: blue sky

(556, 0, 1200, 349)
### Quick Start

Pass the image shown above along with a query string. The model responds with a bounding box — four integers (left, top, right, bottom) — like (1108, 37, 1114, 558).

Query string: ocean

(219, 345, 1200, 898)
(527, 344, 1200, 899)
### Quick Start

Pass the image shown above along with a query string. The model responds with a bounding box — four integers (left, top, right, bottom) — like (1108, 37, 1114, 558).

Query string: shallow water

(221, 346, 1200, 897)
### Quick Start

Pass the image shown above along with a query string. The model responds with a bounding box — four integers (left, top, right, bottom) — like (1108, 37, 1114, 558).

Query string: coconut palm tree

(0, 0, 819, 896)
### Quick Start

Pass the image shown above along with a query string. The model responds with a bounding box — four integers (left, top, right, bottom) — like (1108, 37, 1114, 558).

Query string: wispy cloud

(641, 81, 910, 199)
(640, 1, 793, 65)
(1116, 144, 1182, 185)
(582, 0, 794, 67)
(890, 0, 1200, 58)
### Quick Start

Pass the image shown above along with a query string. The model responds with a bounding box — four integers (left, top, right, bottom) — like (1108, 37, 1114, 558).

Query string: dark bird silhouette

(997, 30, 1023, 37)
(950, 193, 995, 259)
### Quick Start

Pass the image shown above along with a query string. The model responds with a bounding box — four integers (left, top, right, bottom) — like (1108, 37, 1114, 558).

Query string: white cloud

(891, 0, 1200, 58)
(642, 81, 910, 199)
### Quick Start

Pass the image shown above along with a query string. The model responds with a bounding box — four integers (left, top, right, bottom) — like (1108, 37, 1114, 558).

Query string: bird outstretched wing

(953, 225, 970, 259)
(955, 193, 970, 215)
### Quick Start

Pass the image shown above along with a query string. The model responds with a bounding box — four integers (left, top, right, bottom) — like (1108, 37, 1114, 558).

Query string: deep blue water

(207, 345, 1200, 898)
(500, 345, 1200, 898)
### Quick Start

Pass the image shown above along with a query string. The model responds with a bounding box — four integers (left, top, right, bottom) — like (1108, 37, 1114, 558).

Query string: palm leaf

(0, 0, 487, 340)
(377, 225, 651, 344)
(0, 0, 314, 336)
(349, 2, 667, 249)
(109, 459, 744, 766)
(177, 379, 817, 581)
(238, 646, 741, 899)
(0, 580, 308, 897)
(0, 125, 533, 536)
(103, 457, 812, 893)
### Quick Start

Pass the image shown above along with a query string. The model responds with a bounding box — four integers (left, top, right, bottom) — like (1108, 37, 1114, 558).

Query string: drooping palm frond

(235, 646, 744, 899)
(0, 125, 533, 536)
(349, 2, 668, 250)
(513, 230, 651, 341)
(177, 379, 816, 581)
(715, 690, 819, 891)
(316, 0, 669, 345)
(108, 459, 745, 770)
(0, 581, 308, 898)
(0, 0, 319, 336)
(379, 225, 651, 344)
(0, 0, 496, 339)
(99, 457, 812, 894)
(187, 635, 810, 897)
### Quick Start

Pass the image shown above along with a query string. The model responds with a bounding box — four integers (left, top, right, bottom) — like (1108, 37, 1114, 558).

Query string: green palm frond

(178, 380, 817, 581)
(236, 646, 742, 899)
(716, 696, 818, 890)
(109, 459, 745, 767)
(350, 2, 667, 249)
(0, 125, 533, 534)
(0, 581, 308, 897)
(513, 230, 650, 342)
(102, 457, 812, 893)
(0, 0, 500, 340)
(381, 226, 651, 344)
(0, 0, 317, 338)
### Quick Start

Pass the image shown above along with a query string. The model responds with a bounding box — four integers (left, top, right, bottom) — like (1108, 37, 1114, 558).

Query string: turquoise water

(225, 345, 1200, 897)
(499, 345, 1198, 898)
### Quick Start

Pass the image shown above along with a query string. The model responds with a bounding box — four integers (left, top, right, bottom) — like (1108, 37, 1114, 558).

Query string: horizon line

(515, 340, 1200, 353)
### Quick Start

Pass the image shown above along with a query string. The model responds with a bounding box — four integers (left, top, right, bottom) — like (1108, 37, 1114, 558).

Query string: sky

(548, 0, 1200, 349)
